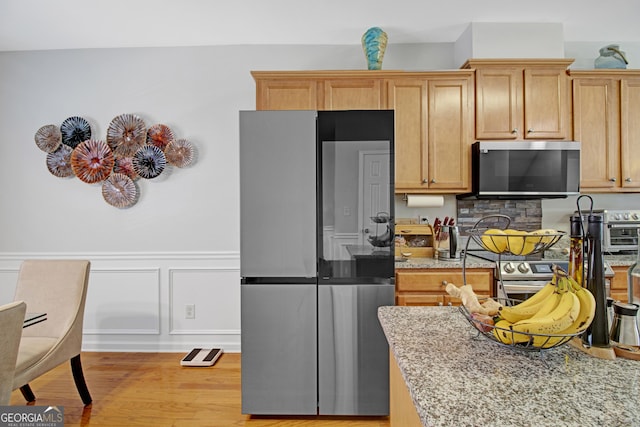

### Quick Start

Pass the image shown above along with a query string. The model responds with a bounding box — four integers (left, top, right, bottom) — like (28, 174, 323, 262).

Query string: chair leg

(20, 384, 36, 402)
(71, 354, 92, 405)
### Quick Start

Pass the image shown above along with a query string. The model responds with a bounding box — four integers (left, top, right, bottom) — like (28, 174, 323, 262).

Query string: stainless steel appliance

(458, 141, 581, 199)
(495, 259, 614, 301)
(239, 110, 395, 416)
(577, 209, 640, 253)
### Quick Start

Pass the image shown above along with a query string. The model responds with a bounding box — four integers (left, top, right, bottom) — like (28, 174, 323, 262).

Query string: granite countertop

(378, 305, 640, 427)
(396, 254, 637, 269)
(395, 257, 494, 269)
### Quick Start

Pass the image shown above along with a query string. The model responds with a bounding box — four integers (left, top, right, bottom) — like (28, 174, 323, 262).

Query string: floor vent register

(180, 348, 223, 367)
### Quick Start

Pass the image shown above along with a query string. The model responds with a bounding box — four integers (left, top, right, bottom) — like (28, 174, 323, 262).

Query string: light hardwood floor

(9, 352, 390, 427)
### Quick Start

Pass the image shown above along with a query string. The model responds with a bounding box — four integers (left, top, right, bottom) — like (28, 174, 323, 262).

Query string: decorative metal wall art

(35, 114, 196, 208)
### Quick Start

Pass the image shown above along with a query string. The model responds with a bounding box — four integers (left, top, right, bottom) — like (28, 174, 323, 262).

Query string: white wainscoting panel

(0, 269, 18, 305)
(0, 252, 242, 352)
(169, 268, 241, 335)
(84, 268, 161, 334)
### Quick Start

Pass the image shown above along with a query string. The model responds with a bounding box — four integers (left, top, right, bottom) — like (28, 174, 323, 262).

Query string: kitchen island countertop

(378, 305, 640, 427)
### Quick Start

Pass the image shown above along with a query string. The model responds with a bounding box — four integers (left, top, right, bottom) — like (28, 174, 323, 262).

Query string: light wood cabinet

(322, 78, 384, 110)
(610, 265, 630, 303)
(252, 70, 475, 194)
(389, 73, 474, 192)
(463, 59, 573, 140)
(395, 268, 493, 306)
(252, 70, 389, 111)
(390, 352, 423, 427)
(254, 75, 318, 110)
(570, 70, 640, 192)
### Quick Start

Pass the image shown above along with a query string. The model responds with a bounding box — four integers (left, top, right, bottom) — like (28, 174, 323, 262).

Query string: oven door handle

(502, 281, 551, 294)
(607, 223, 640, 229)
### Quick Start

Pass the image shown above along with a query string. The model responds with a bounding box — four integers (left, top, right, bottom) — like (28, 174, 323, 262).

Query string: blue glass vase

(361, 27, 388, 70)
(594, 44, 628, 69)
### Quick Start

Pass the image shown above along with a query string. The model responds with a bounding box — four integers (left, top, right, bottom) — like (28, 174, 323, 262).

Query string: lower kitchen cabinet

(389, 352, 422, 427)
(610, 265, 630, 303)
(395, 268, 493, 306)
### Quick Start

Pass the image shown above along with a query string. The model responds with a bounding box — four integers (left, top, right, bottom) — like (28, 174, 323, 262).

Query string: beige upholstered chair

(12, 260, 92, 405)
(0, 300, 27, 405)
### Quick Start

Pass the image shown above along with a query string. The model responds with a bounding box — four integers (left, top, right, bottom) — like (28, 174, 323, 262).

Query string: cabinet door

(387, 79, 426, 190)
(389, 76, 472, 192)
(255, 80, 318, 110)
(323, 79, 384, 110)
(474, 67, 521, 139)
(572, 78, 620, 189)
(523, 68, 569, 139)
(610, 266, 629, 303)
(620, 78, 640, 189)
(427, 77, 473, 190)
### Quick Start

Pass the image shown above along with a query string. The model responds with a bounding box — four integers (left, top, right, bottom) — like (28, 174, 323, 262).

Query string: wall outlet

(185, 304, 195, 319)
(419, 215, 429, 224)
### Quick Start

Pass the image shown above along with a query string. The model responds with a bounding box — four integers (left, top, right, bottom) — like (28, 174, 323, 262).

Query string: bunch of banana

(492, 266, 596, 348)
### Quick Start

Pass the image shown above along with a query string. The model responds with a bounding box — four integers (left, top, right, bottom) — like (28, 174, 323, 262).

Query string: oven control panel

(498, 260, 613, 281)
(604, 209, 640, 223)
(498, 261, 568, 281)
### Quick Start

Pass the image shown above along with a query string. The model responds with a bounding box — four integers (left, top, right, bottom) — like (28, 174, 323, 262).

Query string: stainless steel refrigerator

(240, 110, 395, 416)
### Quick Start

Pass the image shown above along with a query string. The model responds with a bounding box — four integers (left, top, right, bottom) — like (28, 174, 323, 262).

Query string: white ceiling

(1, 0, 639, 52)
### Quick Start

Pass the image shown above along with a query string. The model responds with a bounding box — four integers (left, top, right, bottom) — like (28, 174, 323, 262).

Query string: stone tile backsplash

(456, 199, 542, 233)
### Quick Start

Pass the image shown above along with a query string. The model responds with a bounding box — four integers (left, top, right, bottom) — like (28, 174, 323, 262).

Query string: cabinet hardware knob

(441, 280, 448, 286)
(422, 179, 428, 184)
(626, 177, 632, 182)
(511, 128, 518, 134)
(438, 302, 443, 306)
(363, 228, 370, 233)
(431, 179, 436, 184)
(527, 128, 534, 133)
(610, 177, 617, 182)
(447, 302, 453, 306)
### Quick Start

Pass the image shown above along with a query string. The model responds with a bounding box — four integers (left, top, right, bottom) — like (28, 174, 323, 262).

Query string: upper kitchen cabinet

(388, 72, 474, 192)
(463, 59, 573, 140)
(253, 72, 318, 110)
(571, 70, 640, 191)
(322, 78, 384, 110)
(252, 71, 386, 111)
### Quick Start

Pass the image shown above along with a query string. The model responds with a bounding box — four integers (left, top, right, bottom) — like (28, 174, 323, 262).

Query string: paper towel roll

(405, 195, 444, 208)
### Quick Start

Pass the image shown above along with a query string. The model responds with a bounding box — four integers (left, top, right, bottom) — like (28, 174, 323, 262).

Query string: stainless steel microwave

(459, 141, 581, 199)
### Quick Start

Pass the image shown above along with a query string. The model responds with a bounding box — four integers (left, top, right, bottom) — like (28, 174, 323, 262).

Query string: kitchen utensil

(610, 302, 640, 346)
(433, 217, 442, 242)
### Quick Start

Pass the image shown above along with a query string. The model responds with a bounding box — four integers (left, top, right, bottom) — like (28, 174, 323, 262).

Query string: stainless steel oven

(496, 259, 614, 301)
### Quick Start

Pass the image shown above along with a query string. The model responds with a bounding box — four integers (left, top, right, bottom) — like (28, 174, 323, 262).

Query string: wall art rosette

(35, 114, 196, 208)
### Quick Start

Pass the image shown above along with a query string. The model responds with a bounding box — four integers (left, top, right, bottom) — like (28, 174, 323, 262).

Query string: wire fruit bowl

(467, 228, 565, 256)
(459, 298, 582, 352)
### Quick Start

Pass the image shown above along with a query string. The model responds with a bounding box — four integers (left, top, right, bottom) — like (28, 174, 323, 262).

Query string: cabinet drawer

(397, 294, 445, 306)
(396, 270, 492, 293)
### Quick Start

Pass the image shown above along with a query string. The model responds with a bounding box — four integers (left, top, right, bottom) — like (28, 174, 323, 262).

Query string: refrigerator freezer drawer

(241, 283, 318, 415)
(318, 283, 394, 415)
